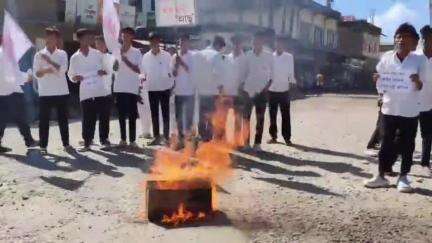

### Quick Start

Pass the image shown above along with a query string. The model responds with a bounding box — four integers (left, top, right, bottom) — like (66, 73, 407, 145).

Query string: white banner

(377, 71, 415, 93)
(102, 0, 121, 60)
(156, 0, 196, 27)
(1, 10, 33, 85)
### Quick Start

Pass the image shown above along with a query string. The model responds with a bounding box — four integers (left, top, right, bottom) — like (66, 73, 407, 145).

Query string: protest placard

(156, 0, 196, 27)
(377, 71, 415, 93)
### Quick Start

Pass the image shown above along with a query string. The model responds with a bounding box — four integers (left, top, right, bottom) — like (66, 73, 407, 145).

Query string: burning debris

(143, 97, 248, 226)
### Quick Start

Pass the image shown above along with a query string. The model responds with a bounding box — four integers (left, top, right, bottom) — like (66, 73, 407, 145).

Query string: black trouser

(81, 96, 112, 146)
(0, 93, 34, 146)
(115, 93, 137, 143)
(244, 92, 267, 145)
(148, 90, 170, 140)
(198, 95, 216, 142)
(268, 91, 291, 142)
(367, 110, 382, 149)
(39, 95, 70, 148)
(175, 95, 195, 139)
(378, 115, 418, 176)
(420, 109, 432, 167)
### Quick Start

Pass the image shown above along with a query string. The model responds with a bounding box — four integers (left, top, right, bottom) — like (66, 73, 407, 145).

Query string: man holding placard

(365, 23, 426, 193)
(68, 29, 109, 151)
(417, 25, 432, 177)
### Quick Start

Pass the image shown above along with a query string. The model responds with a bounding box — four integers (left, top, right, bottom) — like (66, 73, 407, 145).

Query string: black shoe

(285, 140, 293, 146)
(26, 140, 39, 148)
(148, 137, 162, 146)
(267, 138, 278, 144)
(0, 146, 12, 153)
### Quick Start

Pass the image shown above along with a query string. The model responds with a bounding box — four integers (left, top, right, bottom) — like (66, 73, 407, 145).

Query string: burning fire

(144, 96, 249, 225)
(161, 203, 206, 226)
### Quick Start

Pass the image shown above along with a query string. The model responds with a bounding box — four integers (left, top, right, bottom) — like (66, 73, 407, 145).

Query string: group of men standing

(0, 27, 296, 154)
(365, 23, 432, 192)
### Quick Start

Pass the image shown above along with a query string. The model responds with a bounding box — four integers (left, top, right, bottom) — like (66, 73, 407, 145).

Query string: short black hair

(420, 25, 432, 39)
(45, 26, 60, 37)
(213, 35, 226, 48)
(394, 22, 419, 41)
(122, 27, 135, 36)
(76, 28, 91, 39)
(148, 31, 161, 41)
(275, 35, 286, 42)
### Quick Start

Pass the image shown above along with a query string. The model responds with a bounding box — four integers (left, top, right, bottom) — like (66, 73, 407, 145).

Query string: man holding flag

(0, 11, 38, 153)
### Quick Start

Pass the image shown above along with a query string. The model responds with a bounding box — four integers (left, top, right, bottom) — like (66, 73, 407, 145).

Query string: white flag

(102, 0, 121, 60)
(1, 10, 32, 85)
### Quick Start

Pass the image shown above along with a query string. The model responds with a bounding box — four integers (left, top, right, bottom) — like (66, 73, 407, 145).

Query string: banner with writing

(156, 0, 196, 27)
(377, 71, 414, 93)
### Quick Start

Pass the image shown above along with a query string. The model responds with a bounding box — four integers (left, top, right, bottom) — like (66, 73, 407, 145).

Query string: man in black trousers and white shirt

(68, 29, 109, 151)
(113, 27, 142, 148)
(33, 27, 71, 154)
(242, 31, 273, 151)
(365, 23, 426, 192)
(268, 36, 296, 146)
(141, 32, 173, 146)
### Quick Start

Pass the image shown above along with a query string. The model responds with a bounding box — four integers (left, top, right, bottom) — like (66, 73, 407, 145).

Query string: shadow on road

(255, 150, 372, 179)
(291, 144, 367, 161)
(0, 151, 76, 173)
(253, 177, 342, 197)
(91, 148, 151, 173)
(40, 174, 95, 191)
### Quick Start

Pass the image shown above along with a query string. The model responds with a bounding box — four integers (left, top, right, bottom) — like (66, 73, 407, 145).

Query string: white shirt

(270, 51, 296, 92)
(114, 47, 141, 94)
(102, 52, 116, 95)
(68, 48, 110, 101)
(228, 52, 247, 95)
(376, 51, 426, 118)
(141, 49, 173, 92)
(171, 50, 196, 96)
(416, 51, 432, 112)
(196, 48, 220, 96)
(244, 50, 273, 96)
(33, 47, 69, 97)
(0, 48, 24, 95)
(213, 53, 239, 96)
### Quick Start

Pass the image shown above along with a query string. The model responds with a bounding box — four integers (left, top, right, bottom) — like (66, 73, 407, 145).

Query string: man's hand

(72, 75, 84, 82)
(98, 70, 107, 76)
(373, 73, 380, 83)
(36, 67, 55, 78)
(262, 79, 273, 93)
(410, 74, 423, 90)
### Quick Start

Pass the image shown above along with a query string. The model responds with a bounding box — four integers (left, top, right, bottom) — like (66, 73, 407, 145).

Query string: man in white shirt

(196, 36, 226, 142)
(268, 36, 296, 146)
(33, 27, 71, 153)
(365, 23, 425, 192)
(68, 29, 109, 151)
(417, 25, 432, 176)
(141, 32, 173, 146)
(95, 35, 119, 147)
(242, 31, 273, 151)
(171, 34, 196, 148)
(228, 34, 248, 144)
(0, 36, 37, 152)
(114, 27, 142, 147)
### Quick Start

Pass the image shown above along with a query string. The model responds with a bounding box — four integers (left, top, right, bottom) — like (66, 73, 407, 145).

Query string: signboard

(377, 71, 415, 93)
(156, 0, 196, 27)
(119, 4, 136, 27)
(78, 0, 99, 25)
(65, 0, 78, 24)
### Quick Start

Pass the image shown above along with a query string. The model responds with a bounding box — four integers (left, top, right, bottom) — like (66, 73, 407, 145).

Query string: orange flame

(144, 96, 249, 224)
(161, 203, 206, 226)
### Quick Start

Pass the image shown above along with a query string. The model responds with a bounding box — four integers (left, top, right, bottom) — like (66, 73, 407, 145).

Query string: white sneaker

(364, 149, 378, 157)
(397, 176, 413, 193)
(364, 175, 390, 188)
(253, 144, 262, 152)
